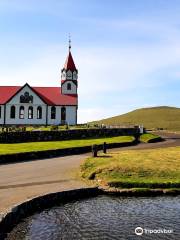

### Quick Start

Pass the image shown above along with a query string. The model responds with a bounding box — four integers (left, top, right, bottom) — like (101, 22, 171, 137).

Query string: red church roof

(0, 86, 21, 104)
(0, 85, 77, 105)
(63, 51, 77, 71)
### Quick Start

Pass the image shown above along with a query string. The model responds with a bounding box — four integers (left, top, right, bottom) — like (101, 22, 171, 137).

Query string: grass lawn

(0, 136, 134, 155)
(81, 147, 180, 189)
(140, 133, 161, 143)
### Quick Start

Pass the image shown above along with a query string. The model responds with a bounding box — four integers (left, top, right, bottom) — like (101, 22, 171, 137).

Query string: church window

(10, 106, 16, 119)
(67, 70, 72, 79)
(61, 107, 66, 121)
(37, 106, 42, 119)
(67, 83, 71, 90)
(51, 106, 56, 119)
(0, 106, 1, 119)
(73, 71, 77, 80)
(28, 106, 33, 119)
(19, 106, 25, 119)
(20, 92, 33, 103)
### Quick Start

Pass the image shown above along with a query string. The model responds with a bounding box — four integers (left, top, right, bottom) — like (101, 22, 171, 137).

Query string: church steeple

(63, 51, 77, 71)
(61, 38, 78, 94)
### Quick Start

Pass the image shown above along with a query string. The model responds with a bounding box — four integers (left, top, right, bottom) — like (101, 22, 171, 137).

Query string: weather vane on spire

(68, 34, 71, 51)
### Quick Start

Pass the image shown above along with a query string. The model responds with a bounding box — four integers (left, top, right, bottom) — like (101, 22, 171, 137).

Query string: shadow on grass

(95, 155, 112, 158)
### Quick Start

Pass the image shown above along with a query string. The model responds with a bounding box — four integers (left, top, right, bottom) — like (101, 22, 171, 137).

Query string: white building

(0, 45, 78, 126)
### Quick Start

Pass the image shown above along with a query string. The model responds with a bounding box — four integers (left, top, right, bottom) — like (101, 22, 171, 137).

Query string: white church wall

(0, 105, 4, 124)
(47, 106, 61, 125)
(66, 106, 77, 125)
(5, 85, 47, 125)
(5, 105, 47, 125)
(7, 85, 45, 105)
(47, 106, 77, 125)
(61, 81, 77, 94)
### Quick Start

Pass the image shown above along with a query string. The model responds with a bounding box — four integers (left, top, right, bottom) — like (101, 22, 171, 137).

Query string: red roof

(34, 87, 77, 105)
(0, 86, 21, 104)
(0, 85, 77, 105)
(63, 51, 76, 71)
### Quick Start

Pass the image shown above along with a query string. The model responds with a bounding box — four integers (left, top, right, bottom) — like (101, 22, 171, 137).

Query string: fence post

(134, 133, 140, 143)
(92, 144, 98, 157)
(103, 142, 107, 154)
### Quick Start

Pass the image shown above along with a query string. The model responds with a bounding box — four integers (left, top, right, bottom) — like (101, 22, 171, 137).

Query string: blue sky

(0, 0, 180, 122)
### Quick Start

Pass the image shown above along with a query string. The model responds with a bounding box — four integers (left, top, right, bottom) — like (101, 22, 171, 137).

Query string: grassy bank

(0, 136, 134, 155)
(140, 133, 162, 143)
(81, 147, 180, 190)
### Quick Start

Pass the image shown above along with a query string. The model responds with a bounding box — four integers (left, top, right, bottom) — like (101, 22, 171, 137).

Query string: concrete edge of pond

(0, 187, 102, 240)
(0, 186, 179, 239)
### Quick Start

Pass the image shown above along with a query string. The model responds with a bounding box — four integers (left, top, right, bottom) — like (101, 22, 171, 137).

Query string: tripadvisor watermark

(135, 226, 173, 236)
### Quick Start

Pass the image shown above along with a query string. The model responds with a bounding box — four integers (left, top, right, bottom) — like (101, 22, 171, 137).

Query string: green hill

(93, 106, 180, 130)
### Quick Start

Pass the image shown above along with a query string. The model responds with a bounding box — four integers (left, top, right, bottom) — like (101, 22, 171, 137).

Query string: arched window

(73, 71, 77, 80)
(51, 106, 56, 119)
(0, 106, 1, 119)
(20, 92, 33, 103)
(10, 106, 16, 119)
(37, 106, 42, 119)
(67, 83, 71, 90)
(19, 106, 25, 119)
(28, 106, 33, 119)
(66, 70, 72, 79)
(61, 107, 66, 122)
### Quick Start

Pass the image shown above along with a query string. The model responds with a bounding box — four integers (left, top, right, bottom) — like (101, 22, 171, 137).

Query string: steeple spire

(63, 36, 76, 71)
(68, 34, 71, 52)
(61, 39, 78, 95)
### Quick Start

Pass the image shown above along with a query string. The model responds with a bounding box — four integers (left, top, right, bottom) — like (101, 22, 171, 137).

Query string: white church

(0, 43, 78, 126)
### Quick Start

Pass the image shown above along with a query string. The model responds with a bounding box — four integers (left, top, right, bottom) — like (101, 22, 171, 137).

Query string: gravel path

(0, 131, 179, 215)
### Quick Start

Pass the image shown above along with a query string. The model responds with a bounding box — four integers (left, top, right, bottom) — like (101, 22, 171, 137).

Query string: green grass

(140, 133, 162, 143)
(91, 106, 180, 131)
(81, 147, 180, 189)
(0, 136, 134, 155)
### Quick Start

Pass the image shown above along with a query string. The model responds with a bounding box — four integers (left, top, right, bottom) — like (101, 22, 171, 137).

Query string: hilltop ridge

(92, 106, 180, 130)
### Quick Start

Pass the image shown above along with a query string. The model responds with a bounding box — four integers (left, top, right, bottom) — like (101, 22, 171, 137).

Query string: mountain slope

(93, 106, 180, 130)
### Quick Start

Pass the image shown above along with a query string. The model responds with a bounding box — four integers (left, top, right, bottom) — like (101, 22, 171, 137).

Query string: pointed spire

(63, 35, 77, 71)
(69, 34, 71, 52)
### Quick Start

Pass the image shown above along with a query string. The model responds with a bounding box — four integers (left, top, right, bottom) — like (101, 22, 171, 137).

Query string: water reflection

(6, 195, 180, 240)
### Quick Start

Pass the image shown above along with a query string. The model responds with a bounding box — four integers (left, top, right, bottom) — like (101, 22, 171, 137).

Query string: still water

(6, 195, 180, 240)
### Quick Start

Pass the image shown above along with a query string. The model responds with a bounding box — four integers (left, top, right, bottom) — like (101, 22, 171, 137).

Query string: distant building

(0, 42, 78, 126)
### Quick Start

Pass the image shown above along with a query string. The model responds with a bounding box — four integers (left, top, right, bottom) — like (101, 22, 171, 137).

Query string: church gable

(7, 84, 46, 105)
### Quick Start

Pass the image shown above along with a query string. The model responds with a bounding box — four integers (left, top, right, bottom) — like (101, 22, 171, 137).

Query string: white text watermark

(135, 227, 173, 236)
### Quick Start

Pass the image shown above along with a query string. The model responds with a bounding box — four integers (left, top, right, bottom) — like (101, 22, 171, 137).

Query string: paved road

(0, 131, 180, 215)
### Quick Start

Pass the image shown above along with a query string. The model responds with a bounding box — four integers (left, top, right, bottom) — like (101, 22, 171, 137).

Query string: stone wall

(0, 140, 138, 164)
(0, 188, 102, 239)
(0, 128, 139, 143)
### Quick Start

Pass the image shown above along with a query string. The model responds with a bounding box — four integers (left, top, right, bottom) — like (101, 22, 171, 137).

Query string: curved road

(0, 132, 180, 216)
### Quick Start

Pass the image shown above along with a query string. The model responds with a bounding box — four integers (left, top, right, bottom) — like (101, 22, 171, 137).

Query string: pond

(6, 195, 180, 240)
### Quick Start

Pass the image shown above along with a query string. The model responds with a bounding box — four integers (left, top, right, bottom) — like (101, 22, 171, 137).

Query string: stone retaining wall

(0, 140, 138, 165)
(0, 187, 102, 239)
(0, 128, 139, 143)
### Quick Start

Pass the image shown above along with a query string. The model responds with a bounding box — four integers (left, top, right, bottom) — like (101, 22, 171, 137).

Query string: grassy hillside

(92, 106, 180, 130)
